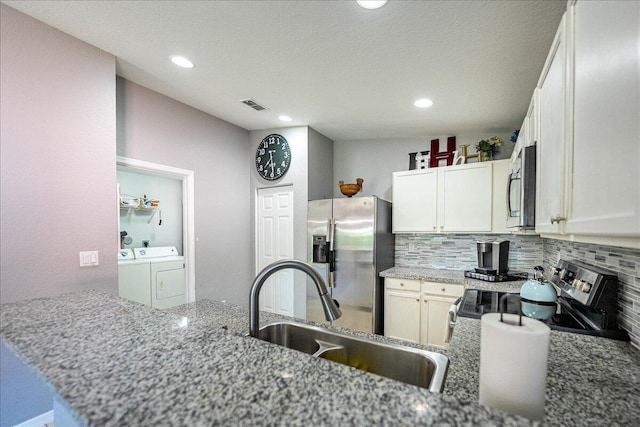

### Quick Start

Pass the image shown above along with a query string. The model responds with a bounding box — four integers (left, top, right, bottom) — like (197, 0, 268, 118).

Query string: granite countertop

(3, 285, 639, 426)
(379, 266, 526, 292)
(381, 267, 640, 425)
(1, 290, 531, 426)
(446, 318, 640, 426)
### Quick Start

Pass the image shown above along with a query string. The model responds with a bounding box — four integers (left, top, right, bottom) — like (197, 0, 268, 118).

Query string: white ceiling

(3, 0, 566, 142)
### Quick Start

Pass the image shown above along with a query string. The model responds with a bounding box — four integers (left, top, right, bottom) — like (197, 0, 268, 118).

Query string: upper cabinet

(392, 169, 438, 233)
(392, 160, 509, 234)
(534, 1, 640, 245)
(565, 0, 640, 237)
(536, 14, 569, 235)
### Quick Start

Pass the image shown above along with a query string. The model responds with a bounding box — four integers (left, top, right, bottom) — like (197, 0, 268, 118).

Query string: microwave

(507, 144, 536, 229)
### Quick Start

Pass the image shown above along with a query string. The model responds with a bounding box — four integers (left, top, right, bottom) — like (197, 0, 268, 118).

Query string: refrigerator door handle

(328, 218, 336, 288)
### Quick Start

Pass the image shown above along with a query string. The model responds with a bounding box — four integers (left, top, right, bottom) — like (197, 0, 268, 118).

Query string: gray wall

(0, 4, 118, 304)
(116, 78, 252, 306)
(333, 132, 515, 201)
(249, 127, 311, 318)
(307, 127, 334, 201)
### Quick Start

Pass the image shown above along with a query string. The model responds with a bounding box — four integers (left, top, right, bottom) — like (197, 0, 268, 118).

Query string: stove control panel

(551, 259, 617, 308)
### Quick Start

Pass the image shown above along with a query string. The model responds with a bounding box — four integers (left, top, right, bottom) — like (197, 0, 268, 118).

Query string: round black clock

(255, 134, 291, 181)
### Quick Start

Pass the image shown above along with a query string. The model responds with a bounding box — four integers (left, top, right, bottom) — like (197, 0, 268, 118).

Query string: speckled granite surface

(379, 266, 526, 292)
(1, 290, 533, 426)
(446, 317, 640, 426)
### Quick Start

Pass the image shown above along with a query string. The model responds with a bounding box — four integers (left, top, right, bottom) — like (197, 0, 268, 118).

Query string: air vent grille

(241, 99, 269, 111)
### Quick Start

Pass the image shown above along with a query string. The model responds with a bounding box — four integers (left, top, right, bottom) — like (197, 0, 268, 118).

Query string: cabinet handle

(441, 288, 446, 292)
(400, 282, 404, 286)
(416, 299, 420, 302)
(550, 216, 567, 224)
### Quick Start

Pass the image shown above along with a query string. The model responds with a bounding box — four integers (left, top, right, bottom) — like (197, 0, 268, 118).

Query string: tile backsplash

(542, 238, 640, 350)
(394, 233, 640, 350)
(394, 233, 544, 273)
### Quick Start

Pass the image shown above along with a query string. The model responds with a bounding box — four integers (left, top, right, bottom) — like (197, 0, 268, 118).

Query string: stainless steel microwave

(507, 144, 536, 229)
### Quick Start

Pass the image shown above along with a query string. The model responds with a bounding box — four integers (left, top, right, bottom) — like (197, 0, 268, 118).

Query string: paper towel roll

(479, 312, 551, 421)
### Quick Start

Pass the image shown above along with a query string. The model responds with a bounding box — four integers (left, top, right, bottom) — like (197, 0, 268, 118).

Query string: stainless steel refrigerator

(307, 196, 394, 335)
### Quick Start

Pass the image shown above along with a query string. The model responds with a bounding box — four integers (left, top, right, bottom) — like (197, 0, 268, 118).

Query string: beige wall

(0, 4, 118, 304)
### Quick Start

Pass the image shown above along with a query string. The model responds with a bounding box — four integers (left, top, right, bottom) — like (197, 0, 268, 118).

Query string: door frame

(116, 156, 196, 303)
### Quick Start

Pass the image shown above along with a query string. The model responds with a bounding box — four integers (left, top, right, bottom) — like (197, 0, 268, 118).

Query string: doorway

(256, 185, 294, 316)
(116, 156, 195, 303)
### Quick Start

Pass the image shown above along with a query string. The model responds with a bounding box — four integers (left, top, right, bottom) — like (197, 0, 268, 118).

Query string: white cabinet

(420, 281, 464, 347)
(564, 0, 640, 237)
(536, 13, 568, 235)
(534, 2, 640, 244)
(384, 278, 464, 348)
(384, 278, 421, 343)
(392, 169, 437, 232)
(438, 163, 492, 232)
(393, 161, 508, 234)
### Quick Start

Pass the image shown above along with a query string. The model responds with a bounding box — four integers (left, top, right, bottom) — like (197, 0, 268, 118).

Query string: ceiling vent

(241, 99, 269, 111)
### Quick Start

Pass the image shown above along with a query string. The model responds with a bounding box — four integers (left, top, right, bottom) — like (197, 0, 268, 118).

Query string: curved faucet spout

(249, 259, 342, 337)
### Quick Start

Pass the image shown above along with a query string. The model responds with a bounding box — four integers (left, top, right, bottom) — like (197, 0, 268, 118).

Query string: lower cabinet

(384, 278, 464, 348)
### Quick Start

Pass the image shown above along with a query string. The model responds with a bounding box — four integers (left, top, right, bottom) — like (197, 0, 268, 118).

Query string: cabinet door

(421, 295, 456, 348)
(392, 170, 438, 232)
(491, 160, 510, 234)
(536, 15, 568, 234)
(565, 1, 640, 237)
(384, 289, 420, 343)
(438, 163, 492, 232)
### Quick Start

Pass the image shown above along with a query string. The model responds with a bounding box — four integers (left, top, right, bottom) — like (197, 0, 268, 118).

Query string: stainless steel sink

(255, 320, 449, 393)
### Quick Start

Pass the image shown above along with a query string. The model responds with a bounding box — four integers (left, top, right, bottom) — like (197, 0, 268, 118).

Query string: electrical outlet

(79, 251, 99, 267)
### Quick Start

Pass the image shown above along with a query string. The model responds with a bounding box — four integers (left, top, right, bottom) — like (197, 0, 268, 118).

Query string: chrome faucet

(249, 259, 342, 338)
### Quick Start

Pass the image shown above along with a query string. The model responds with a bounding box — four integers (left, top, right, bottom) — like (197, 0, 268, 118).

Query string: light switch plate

(79, 251, 99, 267)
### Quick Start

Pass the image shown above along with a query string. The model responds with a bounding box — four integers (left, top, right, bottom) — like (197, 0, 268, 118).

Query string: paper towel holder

(499, 294, 523, 326)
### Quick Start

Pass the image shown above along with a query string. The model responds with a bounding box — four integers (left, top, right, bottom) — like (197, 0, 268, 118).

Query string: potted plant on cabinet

(475, 136, 503, 162)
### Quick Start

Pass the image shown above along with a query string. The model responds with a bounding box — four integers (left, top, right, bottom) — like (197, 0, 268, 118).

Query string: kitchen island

(1, 290, 528, 426)
(2, 286, 639, 426)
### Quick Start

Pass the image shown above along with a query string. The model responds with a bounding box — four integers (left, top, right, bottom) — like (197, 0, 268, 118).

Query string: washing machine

(133, 246, 186, 309)
(118, 247, 186, 309)
(118, 248, 151, 306)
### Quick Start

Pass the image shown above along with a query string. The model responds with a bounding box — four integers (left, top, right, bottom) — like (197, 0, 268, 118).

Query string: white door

(257, 186, 294, 316)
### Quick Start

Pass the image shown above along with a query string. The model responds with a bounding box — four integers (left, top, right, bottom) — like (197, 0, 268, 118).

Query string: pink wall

(1, 4, 118, 303)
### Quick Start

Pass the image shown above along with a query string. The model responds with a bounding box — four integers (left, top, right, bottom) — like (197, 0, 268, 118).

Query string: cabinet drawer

(422, 281, 464, 297)
(385, 277, 421, 292)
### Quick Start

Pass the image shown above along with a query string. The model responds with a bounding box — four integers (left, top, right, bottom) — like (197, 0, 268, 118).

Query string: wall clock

(255, 134, 291, 181)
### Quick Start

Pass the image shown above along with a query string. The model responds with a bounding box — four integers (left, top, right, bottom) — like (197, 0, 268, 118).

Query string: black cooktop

(458, 289, 629, 341)
(464, 270, 529, 282)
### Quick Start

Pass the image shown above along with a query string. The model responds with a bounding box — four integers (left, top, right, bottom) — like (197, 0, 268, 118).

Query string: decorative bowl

(339, 178, 364, 197)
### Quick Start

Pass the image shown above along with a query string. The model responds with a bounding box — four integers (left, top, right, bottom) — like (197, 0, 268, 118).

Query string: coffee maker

(476, 240, 510, 275)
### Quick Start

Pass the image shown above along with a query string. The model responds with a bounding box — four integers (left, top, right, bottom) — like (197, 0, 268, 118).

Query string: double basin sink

(254, 320, 449, 393)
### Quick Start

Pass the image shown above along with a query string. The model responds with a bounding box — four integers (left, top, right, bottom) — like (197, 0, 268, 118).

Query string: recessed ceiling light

(414, 98, 434, 108)
(279, 115, 292, 122)
(170, 55, 194, 69)
(357, 0, 388, 10)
